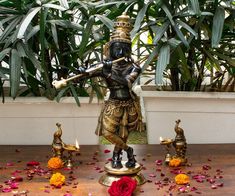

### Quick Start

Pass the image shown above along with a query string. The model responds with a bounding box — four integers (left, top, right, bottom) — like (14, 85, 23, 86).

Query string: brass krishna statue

(52, 12, 143, 169)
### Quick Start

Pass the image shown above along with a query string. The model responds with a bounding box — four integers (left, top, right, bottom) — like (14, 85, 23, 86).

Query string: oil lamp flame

(75, 139, 80, 149)
(159, 136, 163, 142)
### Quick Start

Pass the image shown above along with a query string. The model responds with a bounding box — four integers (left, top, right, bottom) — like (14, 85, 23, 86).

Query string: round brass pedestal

(99, 161, 146, 186)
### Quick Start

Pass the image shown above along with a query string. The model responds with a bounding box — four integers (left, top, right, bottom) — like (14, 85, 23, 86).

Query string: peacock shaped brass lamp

(52, 123, 80, 168)
(160, 119, 187, 165)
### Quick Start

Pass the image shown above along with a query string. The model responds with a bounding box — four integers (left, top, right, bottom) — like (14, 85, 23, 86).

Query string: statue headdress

(104, 12, 132, 57)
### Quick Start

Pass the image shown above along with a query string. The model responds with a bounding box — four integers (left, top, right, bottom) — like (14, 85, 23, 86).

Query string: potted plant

(128, 0, 235, 144)
(0, 0, 121, 144)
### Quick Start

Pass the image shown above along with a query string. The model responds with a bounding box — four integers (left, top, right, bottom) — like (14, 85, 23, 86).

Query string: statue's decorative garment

(95, 62, 142, 150)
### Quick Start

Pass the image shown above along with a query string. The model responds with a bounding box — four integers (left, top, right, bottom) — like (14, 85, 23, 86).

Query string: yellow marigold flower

(47, 157, 63, 169)
(175, 174, 190, 185)
(49, 172, 65, 187)
(169, 158, 182, 167)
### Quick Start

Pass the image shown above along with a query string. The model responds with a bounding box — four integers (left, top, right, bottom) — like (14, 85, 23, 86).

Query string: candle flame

(159, 136, 163, 142)
(75, 139, 80, 149)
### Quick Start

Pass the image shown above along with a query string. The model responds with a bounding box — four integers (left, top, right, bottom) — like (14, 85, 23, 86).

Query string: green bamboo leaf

(189, 0, 201, 15)
(0, 6, 19, 14)
(167, 38, 181, 48)
(55, 85, 70, 102)
(16, 42, 26, 57)
(211, 6, 225, 48)
(10, 49, 21, 99)
(161, 4, 175, 25)
(156, 44, 170, 85)
(51, 23, 59, 49)
(173, 24, 189, 48)
(22, 44, 42, 71)
(0, 48, 11, 61)
(0, 66, 8, 78)
(70, 85, 80, 106)
(95, 14, 114, 30)
(176, 20, 198, 38)
(152, 21, 170, 44)
(59, 0, 69, 9)
(43, 3, 67, 11)
(78, 16, 95, 58)
(203, 48, 221, 71)
(0, 67, 9, 75)
(71, 0, 88, 9)
(177, 47, 191, 81)
(201, 12, 213, 16)
(0, 17, 21, 42)
(0, 71, 7, 79)
(213, 51, 235, 67)
(0, 15, 17, 26)
(48, 20, 83, 30)
(17, 7, 41, 39)
(142, 46, 159, 72)
(95, 0, 133, 8)
(131, 2, 150, 38)
(25, 25, 40, 41)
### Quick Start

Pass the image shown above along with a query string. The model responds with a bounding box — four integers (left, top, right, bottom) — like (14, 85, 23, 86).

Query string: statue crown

(110, 12, 132, 44)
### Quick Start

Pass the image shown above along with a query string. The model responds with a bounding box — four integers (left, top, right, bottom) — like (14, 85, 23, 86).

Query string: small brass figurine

(52, 123, 80, 168)
(173, 119, 187, 164)
(160, 119, 187, 165)
(52, 123, 64, 158)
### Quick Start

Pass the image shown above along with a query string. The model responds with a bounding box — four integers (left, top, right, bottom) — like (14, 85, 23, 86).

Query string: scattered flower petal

(64, 194, 72, 196)
(155, 160, 163, 166)
(27, 161, 40, 166)
(6, 162, 14, 166)
(148, 173, 156, 178)
(104, 149, 111, 153)
(2, 187, 12, 192)
(202, 164, 211, 170)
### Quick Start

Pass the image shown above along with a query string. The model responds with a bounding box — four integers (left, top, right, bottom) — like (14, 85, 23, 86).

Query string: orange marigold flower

(49, 172, 65, 187)
(169, 158, 182, 167)
(47, 157, 63, 169)
(175, 174, 190, 185)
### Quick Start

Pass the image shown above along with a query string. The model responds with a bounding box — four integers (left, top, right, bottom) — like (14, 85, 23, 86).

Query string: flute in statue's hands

(52, 57, 125, 89)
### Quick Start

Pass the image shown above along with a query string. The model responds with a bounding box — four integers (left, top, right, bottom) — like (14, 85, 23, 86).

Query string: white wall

(1, 91, 235, 145)
(0, 97, 102, 145)
(142, 91, 235, 144)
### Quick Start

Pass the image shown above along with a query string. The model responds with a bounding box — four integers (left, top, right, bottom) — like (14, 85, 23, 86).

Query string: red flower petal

(11, 176, 23, 182)
(26, 161, 40, 166)
(155, 160, 163, 166)
(202, 164, 211, 170)
(148, 173, 156, 178)
(104, 149, 111, 153)
(2, 187, 12, 192)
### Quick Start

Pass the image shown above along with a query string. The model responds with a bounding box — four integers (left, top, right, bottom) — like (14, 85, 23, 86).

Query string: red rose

(108, 176, 137, 196)
(26, 161, 40, 166)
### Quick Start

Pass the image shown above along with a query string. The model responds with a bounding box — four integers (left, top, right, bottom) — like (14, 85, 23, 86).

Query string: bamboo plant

(0, 0, 235, 103)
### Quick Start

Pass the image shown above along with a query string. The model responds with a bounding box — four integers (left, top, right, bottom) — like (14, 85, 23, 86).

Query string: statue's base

(99, 161, 146, 186)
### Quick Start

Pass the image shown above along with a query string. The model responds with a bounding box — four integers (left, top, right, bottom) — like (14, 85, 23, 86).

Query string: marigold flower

(169, 158, 182, 167)
(175, 174, 190, 185)
(49, 172, 65, 187)
(47, 157, 63, 169)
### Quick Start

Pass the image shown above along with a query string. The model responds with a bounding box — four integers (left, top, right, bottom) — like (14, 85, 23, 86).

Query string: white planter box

(0, 97, 102, 145)
(141, 90, 235, 144)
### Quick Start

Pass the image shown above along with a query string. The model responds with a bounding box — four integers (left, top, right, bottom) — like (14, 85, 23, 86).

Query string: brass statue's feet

(112, 151, 123, 169)
(125, 147, 136, 168)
